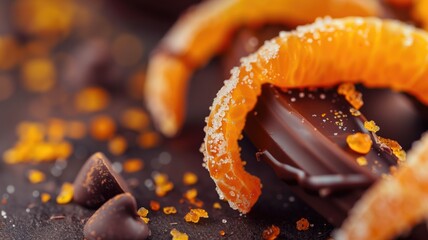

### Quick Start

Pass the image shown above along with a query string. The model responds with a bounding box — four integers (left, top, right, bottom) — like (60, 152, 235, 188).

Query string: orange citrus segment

(202, 17, 428, 214)
(413, 0, 428, 30)
(335, 133, 428, 240)
(145, 0, 383, 136)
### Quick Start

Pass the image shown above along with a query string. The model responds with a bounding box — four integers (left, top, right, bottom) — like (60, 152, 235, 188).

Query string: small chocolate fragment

(84, 193, 150, 240)
(73, 152, 130, 208)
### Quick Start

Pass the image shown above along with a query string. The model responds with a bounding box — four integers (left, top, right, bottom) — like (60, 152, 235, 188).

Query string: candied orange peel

(145, 0, 382, 136)
(202, 17, 428, 214)
(335, 133, 428, 239)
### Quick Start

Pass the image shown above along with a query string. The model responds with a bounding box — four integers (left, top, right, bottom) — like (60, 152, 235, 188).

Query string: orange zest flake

(120, 108, 149, 131)
(337, 83, 364, 109)
(349, 108, 361, 116)
(364, 120, 380, 133)
(296, 218, 310, 231)
(153, 173, 174, 197)
(183, 172, 198, 185)
(137, 207, 149, 217)
(56, 182, 74, 204)
(150, 200, 161, 211)
(163, 206, 177, 215)
(184, 208, 208, 223)
(74, 87, 109, 113)
(219, 230, 226, 236)
(108, 136, 128, 156)
(262, 225, 280, 240)
(27, 169, 46, 184)
(356, 156, 368, 166)
(213, 202, 222, 209)
(137, 131, 160, 149)
(89, 115, 116, 141)
(41, 193, 51, 203)
(377, 136, 406, 162)
(170, 228, 189, 240)
(184, 188, 198, 200)
(346, 133, 373, 154)
(123, 158, 144, 173)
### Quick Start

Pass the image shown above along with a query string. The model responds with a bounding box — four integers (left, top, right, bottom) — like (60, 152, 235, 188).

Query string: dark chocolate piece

(245, 85, 400, 225)
(73, 152, 130, 208)
(84, 193, 150, 240)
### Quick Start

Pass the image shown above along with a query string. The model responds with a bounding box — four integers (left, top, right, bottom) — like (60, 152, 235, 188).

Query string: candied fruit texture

(336, 133, 428, 240)
(163, 206, 177, 215)
(377, 136, 407, 162)
(296, 218, 310, 231)
(262, 225, 280, 240)
(364, 120, 380, 133)
(346, 133, 373, 154)
(202, 17, 428, 214)
(337, 83, 364, 109)
(145, 0, 382, 136)
(184, 208, 208, 223)
(3, 121, 73, 164)
(413, 0, 428, 31)
(137, 207, 150, 223)
(56, 182, 74, 204)
(170, 228, 189, 240)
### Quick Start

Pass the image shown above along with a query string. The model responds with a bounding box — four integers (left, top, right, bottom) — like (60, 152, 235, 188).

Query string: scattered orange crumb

(337, 83, 363, 109)
(137, 207, 149, 217)
(346, 132, 372, 154)
(27, 169, 46, 184)
(21, 58, 56, 93)
(364, 120, 380, 133)
(262, 225, 280, 240)
(137, 131, 160, 149)
(184, 188, 198, 201)
(183, 172, 198, 185)
(213, 202, 222, 209)
(150, 200, 161, 211)
(120, 108, 149, 131)
(89, 115, 116, 141)
(296, 218, 310, 231)
(349, 108, 361, 116)
(153, 173, 174, 197)
(41, 193, 51, 203)
(141, 217, 150, 224)
(356, 156, 368, 166)
(184, 208, 208, 223)
(66, 121, 86, 139)
(377, 136, 406, 162)
(163, 206, 177, 215)
(219, 230, 226, 236)
(56, 182, 74, 204)
(170, 228, 189, 240)
(123, 158, 144, 173)
(108, 136, 127, 156)
(74, 87, 109, 113)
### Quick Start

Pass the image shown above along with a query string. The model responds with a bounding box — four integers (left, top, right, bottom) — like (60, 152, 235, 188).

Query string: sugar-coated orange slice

(202, 17, 428, 214)
(145, 0, 383, 136)
(335, 133, 428, 240)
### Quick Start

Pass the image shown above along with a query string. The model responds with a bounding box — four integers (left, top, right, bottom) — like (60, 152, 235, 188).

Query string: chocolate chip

(84, 193, 150, 240)
(73, 152, 130, 208)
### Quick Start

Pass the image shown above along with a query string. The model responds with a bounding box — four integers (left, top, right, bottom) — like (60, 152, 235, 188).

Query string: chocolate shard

(84, 193, 150, 240)
(73, 152, 130, 208)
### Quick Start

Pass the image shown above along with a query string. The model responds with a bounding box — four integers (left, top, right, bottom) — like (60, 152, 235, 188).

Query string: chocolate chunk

(73, 152, 130, 208)
(84, 193, 150, 240)
(245, 85, 401, 225)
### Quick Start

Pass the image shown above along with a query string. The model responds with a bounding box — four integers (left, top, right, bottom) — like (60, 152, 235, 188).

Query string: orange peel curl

(202, 17, 428, 214)
(145, 0, 383, 136)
